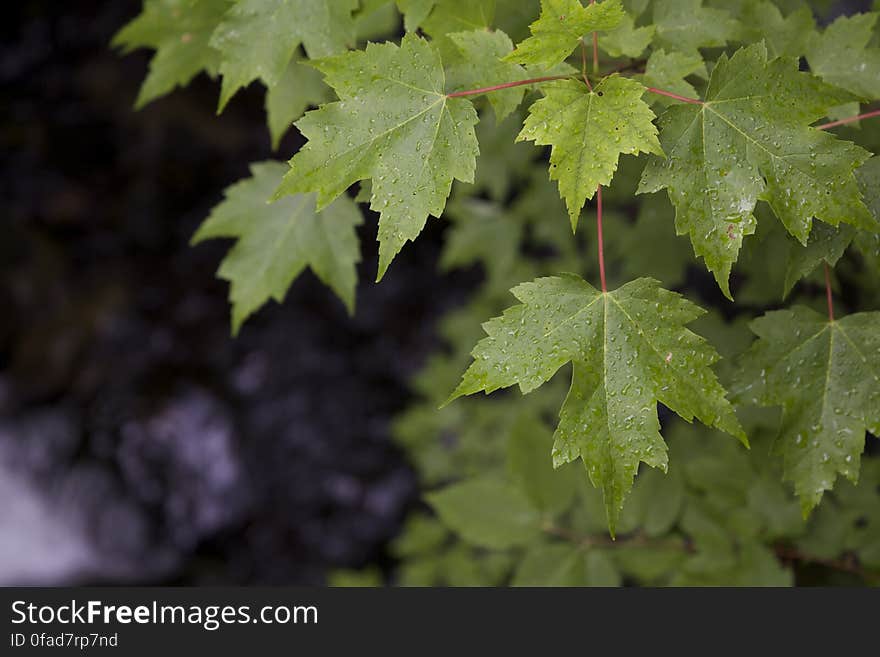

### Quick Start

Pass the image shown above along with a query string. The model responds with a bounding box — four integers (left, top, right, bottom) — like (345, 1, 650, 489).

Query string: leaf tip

(189, 227, 206, 247)
(375, 240, 399, 282)
(606, 520, 617, 541)
(439, 387, 464, 410)
(799, 499, 817, 521)
(230, 313, 244, 338)
(132, 89, 152, 112)
(216, 91, 231, 116)
(715, 272, 735, 301)
(269, 181, 289, 203)
(604, 501, 620, 539)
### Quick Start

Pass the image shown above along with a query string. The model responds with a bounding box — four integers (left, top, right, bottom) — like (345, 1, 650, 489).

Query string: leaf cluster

(115, 0, 880, 584)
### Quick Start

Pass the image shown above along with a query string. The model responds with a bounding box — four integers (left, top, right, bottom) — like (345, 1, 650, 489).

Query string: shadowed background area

(0, 0, 475, 584)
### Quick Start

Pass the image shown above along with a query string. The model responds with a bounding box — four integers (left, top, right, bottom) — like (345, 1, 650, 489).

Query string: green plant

(116, 0, 880, 586)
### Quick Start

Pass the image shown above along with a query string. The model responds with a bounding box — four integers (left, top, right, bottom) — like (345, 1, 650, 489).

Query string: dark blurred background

(0, 1, 475, 585)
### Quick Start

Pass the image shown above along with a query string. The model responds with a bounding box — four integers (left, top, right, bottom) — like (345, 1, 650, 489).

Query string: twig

(596, 185, 607, 292)
(446, 75, 573, 98)
(645, 87, 703, 104)
(580, 39, 593, 91)
(824, 262, 835, 321)
(815, 108, 880, 130)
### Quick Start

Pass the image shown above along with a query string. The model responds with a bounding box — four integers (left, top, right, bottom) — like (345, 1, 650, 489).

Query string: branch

(773, 544, 879, 583)
(542, 522, 688, 553)
(543, 523, 880, 583)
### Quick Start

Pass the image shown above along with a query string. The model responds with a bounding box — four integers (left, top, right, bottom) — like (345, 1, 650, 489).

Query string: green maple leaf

(265, 53, 330, 150)
(112, 0, 232, 109)
(640, 49, 705, 109)
(506, 0, 626, 69)
(610, 193, 693, 288)
(855, 231, 880, 274)
(856, 157, 880, 272)
(446, 274, 745, 533)
(651, 0, 739, 56)
(824, 103, 865, 129)
(738, 1, 816, 59)
(783, 223, 854, 298)
(519, 75, 662, 229)
(210, 0, 357, 111)
(494, 0, 542, 42)
(396, 0, 497, 36)
(440, 199, 523, 284)
(735, 307, 880, 515)
(444, 30, 527, 121)
(469, 111, 539, 202)
(397, 0, 506, 38)
(273, 35, 479, 280)
(622, 0, 648, 15)
(807, 13, 880, 100)
(193, 161, 362, 333)
(421, 0, 496, 37)
(784, 157, 880, 293)
(396, 0, 436, 32)
(859, 156, 880, 216)
(426, 476, 542, 549)
(599, 15, 655, 59)
(638, 43, 875, 298)
(354, 0, 399, 43)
